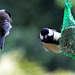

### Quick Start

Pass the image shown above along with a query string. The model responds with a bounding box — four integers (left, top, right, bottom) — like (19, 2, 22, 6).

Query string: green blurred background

(0, 0, 75, 75)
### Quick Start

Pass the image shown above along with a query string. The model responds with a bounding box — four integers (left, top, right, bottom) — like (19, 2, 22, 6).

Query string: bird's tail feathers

(0, 34, 5, 50)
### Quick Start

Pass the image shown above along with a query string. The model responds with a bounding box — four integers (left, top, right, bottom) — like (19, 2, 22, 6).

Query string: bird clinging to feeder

(40, 0, 75, 59)
(40, 28, 61, 53)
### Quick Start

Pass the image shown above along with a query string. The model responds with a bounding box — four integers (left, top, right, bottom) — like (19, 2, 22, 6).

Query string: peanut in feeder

(59, 0, 75, 59)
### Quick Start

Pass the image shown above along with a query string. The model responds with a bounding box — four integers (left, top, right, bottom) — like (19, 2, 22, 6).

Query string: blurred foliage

(0, 50, 75, 75)
(0, 0, 75, 73)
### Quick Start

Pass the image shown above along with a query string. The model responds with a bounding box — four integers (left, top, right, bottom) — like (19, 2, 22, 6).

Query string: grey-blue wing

(1, 20, 12, 36)
(0, 20, 12, 49)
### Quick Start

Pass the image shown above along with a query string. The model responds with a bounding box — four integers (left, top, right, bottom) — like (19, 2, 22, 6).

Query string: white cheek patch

(53, 31, 61, 41)
(40, 33, 43, 40)
(48, 29, 53, 36)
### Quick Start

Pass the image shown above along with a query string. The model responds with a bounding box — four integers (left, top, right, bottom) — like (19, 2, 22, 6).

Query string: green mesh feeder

(59, 0, 75, 59)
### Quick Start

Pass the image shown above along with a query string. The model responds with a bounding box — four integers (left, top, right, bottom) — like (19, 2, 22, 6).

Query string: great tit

(0, 9, 12, 50)
(40, 28, 62, 53)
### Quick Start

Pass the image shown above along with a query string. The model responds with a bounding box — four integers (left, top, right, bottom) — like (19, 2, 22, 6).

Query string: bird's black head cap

(41, 28, 49, 36)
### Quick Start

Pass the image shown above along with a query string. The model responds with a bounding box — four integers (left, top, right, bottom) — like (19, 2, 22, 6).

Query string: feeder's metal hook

(66, 0, 68, 2)
(63, 0, 68, 7)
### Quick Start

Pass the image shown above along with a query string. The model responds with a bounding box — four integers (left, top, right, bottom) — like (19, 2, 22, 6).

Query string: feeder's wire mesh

(59, 0, 75, 59)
